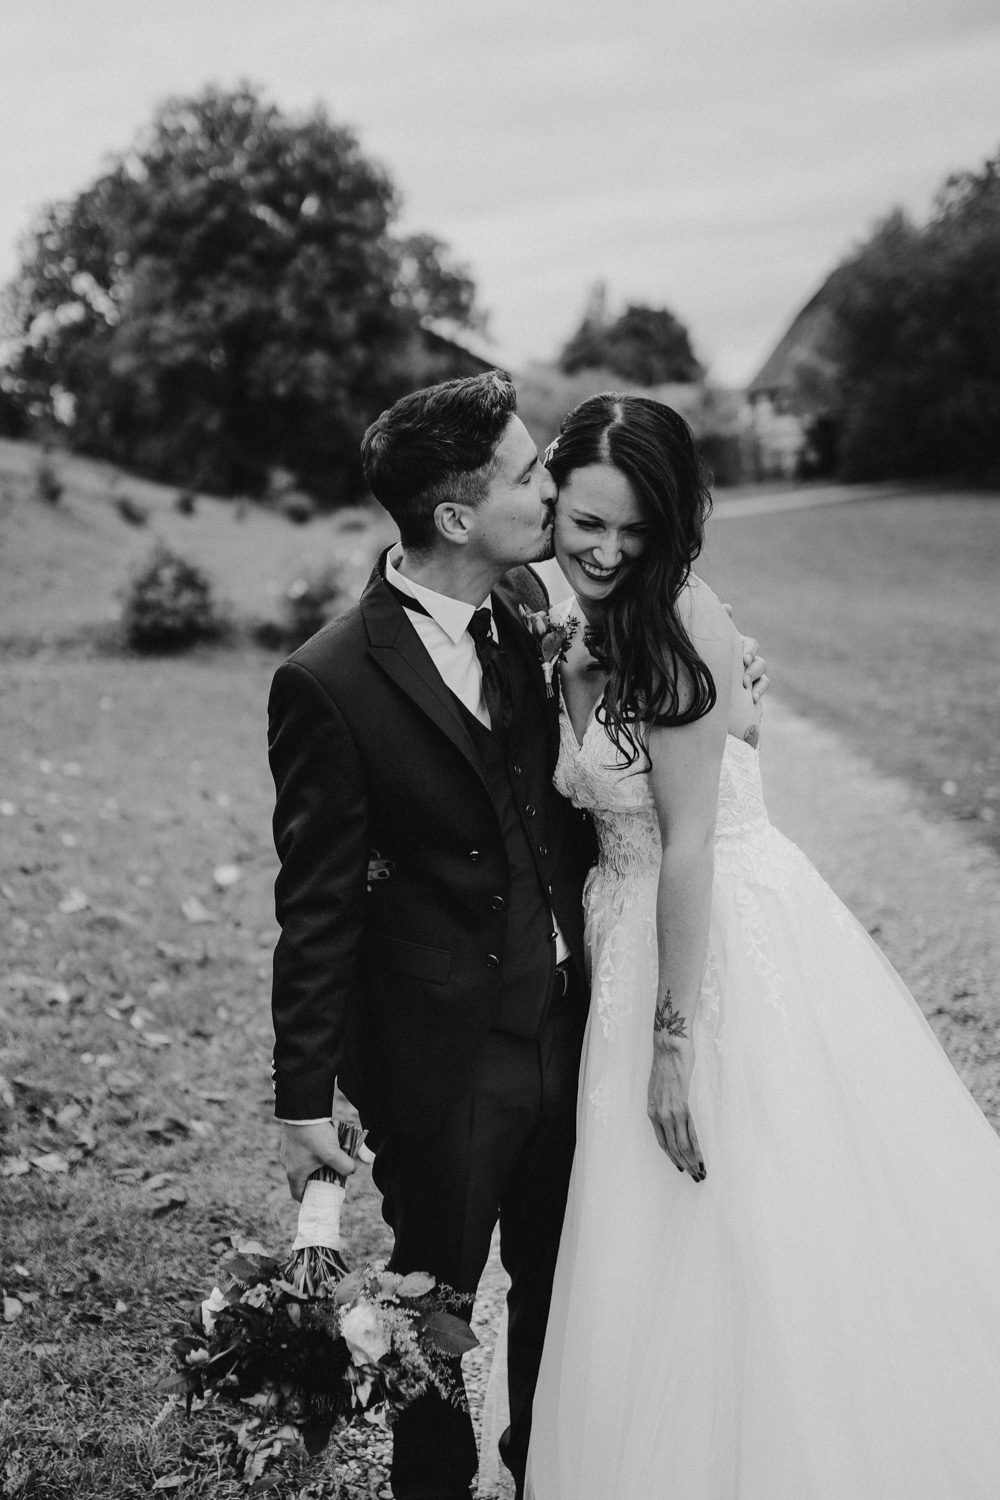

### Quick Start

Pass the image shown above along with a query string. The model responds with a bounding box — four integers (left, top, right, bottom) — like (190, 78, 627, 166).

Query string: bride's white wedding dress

(511, 696, 1000, 1499)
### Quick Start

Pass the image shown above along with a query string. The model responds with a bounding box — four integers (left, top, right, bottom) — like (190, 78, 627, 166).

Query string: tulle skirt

(523, 826, 1000, 1499)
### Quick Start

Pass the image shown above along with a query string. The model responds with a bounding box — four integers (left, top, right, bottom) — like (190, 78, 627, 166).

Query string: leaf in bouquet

(156, 1370, 201, 1396)
(272, 1278, 308, 1300)
(300, 1419, 334, 1457)
(396, 1271, 436, 1299)
(230, 1235, 269, 1255)
(333, 1268, 366, 1305)
(420, 1309, 479, 1357)
(223, 1253, 280, 1285)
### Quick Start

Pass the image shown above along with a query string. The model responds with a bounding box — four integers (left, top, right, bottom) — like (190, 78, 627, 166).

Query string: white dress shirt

(384, 549, 493, 727)
(281, 551, 570, 1124)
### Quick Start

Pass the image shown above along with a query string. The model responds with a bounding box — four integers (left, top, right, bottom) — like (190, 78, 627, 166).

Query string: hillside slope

(0, 439, 394, 642)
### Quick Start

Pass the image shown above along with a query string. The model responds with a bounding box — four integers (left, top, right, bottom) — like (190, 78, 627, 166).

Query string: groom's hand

(741, 636, 769, 704)
(720, 602, 770, 704)
(281, 1119, 358, 1203)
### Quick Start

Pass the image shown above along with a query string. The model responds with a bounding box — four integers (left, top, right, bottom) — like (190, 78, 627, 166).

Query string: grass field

(701, 492, 1000, 857)
(0, 650, 394, 1498)
(2, 441, 998, 1495)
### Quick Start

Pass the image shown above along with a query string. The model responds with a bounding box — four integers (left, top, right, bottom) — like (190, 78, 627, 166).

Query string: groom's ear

(433, 501, 473, 547)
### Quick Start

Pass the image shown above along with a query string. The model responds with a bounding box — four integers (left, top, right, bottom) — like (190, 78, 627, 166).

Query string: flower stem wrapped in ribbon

(519, 606, 578, 697)
(284, 1121, 366, 1295)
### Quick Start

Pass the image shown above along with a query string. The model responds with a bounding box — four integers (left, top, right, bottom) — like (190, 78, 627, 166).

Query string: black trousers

(373, 973, 586, 1500)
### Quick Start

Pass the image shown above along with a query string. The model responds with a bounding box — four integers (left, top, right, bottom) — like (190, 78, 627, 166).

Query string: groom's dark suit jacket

(268, 559, 596, 1142)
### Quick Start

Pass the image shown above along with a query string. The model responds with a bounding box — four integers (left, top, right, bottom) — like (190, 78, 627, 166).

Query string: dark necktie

(468, 608, 514, 742)
(382, 575, 514, 741)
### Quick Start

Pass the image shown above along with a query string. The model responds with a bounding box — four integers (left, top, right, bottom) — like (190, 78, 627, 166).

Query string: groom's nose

(539, 468, 557, 504)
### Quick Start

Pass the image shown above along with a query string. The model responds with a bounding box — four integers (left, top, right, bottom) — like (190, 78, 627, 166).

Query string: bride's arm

(646, 590, 732, 1181)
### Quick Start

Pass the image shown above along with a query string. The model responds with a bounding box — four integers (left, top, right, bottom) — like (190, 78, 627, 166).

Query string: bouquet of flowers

(161, 1124, 477, 1480)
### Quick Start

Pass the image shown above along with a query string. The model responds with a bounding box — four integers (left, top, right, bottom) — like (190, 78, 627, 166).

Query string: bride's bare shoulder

(677, 573, 731, 645)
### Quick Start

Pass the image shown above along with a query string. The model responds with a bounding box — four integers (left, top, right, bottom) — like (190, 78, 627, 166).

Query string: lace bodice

(553, 702, 769, 885)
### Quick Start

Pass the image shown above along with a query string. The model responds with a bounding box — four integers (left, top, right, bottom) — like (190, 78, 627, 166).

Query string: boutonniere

(519, 606, 578, 697)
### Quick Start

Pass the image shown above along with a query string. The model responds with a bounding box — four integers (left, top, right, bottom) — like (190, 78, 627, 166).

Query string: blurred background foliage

(0, 83, 483, 505)
(0, 86, 997, 496)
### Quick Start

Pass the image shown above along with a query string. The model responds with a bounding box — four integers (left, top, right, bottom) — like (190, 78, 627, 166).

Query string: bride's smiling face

(553, 462, 650, 604)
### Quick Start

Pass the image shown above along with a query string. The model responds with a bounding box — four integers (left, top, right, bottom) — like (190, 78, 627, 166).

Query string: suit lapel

(492, 590, 561, 767)
(361, 569, 488, 790)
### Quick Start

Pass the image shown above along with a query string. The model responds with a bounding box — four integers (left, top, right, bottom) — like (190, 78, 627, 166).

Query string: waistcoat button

(512, 763, 522, 776)
(538, 844, 547, 856)
(490, 895, 506, 911)
(485, 953, 500, 969)
(525, 804, 536, 817)
(469, 849, 480, 860)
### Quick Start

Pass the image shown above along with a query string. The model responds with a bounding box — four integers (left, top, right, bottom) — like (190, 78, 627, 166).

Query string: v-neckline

(560, 689, 602, 753)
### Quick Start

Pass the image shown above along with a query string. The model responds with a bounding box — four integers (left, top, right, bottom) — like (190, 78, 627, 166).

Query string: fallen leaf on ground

(195, 1089, 230, 1103)
(3, 1296, 24, 1322)
(106, 1071, 140, 1097)
(152, 1478, 183, 1491)
(54, 1102, 83, 1127)
(181, 896, 216, 924)
(1, 1157, 30, 1178)
(30, 1152, 70, 1174)
(150, 1191, 188, 1217)
(57, 889, 89, 915)
(0, 1073, 14, 1109)
(115, 1299, 128, 1313)
(188, 1119, 214, 1138)
(142, 1172, 176, 1193)
(213, 863, 241, 888)
(144, 1118, 189, 1143)
(138, 1032, 172, 1048)
(45, 982, 71, 1006)
(59, 831, 79, 848)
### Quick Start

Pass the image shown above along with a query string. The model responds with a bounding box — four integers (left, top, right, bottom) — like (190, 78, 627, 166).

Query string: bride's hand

(647, 1040, 705, 1182)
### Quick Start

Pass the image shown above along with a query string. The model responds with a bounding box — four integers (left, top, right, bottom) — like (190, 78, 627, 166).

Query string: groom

(269, 369, 764, 1500)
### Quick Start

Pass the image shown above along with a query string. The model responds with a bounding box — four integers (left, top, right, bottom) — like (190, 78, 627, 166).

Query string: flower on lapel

(518, 606, 578, 698)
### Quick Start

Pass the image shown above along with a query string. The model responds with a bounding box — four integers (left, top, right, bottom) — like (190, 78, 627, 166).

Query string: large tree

(559, 283, 703, 385)
(824, 147, 1000, 482)
(1, 84, 483, 500)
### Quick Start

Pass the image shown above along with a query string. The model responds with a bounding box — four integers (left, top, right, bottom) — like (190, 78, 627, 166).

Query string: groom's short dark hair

(361, 369, 517, 550)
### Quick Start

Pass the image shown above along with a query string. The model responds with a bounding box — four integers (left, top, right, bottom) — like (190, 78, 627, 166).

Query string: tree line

(1, 85, 997, 492)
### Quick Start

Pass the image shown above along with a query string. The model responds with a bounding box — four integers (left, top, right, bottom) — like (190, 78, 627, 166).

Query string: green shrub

(35, 453, 63, 504)
(115, 493, 149, 526)
(283, 564, 345, 647)
(123, 544, 223, 652)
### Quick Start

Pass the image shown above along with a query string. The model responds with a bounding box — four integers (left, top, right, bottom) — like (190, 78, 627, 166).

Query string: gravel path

(466, 694, 1000, 1498)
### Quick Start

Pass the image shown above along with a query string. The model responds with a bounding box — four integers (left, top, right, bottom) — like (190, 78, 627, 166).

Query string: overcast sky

(2, 0, 998, 384)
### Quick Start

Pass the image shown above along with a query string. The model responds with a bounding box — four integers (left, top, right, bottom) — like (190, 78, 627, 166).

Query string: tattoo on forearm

(653, 990, 687, 1039)
(743, 723, 760, 749)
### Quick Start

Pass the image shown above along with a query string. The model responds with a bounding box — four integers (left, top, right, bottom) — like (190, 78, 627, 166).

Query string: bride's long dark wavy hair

(546, 393, 715, 766)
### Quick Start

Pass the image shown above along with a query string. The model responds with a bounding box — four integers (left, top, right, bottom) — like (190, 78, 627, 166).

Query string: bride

(484, 393, 1000, 1499)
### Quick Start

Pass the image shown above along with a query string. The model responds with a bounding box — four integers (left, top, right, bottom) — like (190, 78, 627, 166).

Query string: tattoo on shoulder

(653, 990, 687, 1039)
(743, 723, 760, 749)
